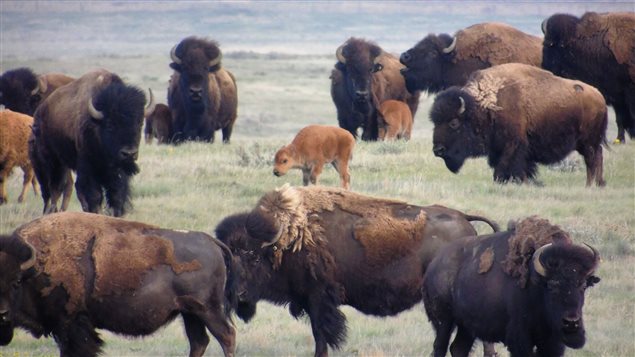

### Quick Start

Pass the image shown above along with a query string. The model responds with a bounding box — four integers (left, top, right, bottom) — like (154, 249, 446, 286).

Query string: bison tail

(465, 214, 500, 233)
(214, 237, 238, 319)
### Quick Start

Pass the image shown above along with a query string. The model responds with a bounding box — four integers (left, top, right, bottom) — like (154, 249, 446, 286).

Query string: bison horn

(88, 98, 104, 120)
(209, 52, 222, 68)
(144, 88, 156, 117)
(442, 36, 457, 54)
(532, 243, 552, 277)
(30, 79, 42, 96)
(170, 44, 182, 65)
(20, 241, 37, 271)
(261, 225, 284, 249)
(458, 96, 465, 115)
(583, 243, 600, 272)
(541, 18, 548, 34)
(336, 44, 346, 64)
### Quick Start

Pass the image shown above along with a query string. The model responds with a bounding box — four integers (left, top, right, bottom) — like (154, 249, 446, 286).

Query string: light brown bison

(423, 217, 600, 357)
(542, 12, 635, 144)
(29, 69, 146, 217)
(168, 36, 238, 143)
(144, 89, 174, 144)
(1, 212, 236, 357)
(330, 37, 420, 140)
(216, 185, 498, 357)
(377, 100, 413, 141)
(0, 68, 74, 116)
(430, 63, 608, 186)
(400, 22, 542, 94)
(273, 125, 355, 189)
(0, 110, 38, 204)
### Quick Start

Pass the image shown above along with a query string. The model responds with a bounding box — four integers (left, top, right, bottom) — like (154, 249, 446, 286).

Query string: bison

(1, 212, 236, 357)
(399, 22, 542, 94)
(168, 36, 238, 143)
(29, 69, 146, 217)
(215, 184, 498, 357)
(0, 67, 74, 116)
(377, 99, 413, 141)
(423, 216, 600, 357)
(0, 110, 38, 204)
(330, 37, 420, 141)
(273, 125, 355, 189)
(541, 12, 635, 144)
(144, 88, 175, 144)
(430, 63, 608, 186)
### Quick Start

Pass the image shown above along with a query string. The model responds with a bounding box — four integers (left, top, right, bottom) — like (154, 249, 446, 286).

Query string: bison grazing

(0, 110, 38, 204)
(0, 68, 74, 116)
(377, 100, 413, 141)
(430, 63, 608, 186)
(273, 125, 355, 189)
(541, 12, 635, 144)
(29, 69, 146, 217)
(1, 212, 236, 357)
(144, 88, 175, 144)
(216, 184, 498, 357)
(399, 22, 542, 94)
(168, 36, 238, 143)
(423, 216, 600, 357)
(330, 37, 420, 141)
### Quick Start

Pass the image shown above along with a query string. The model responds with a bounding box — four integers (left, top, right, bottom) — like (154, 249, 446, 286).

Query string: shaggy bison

(541, 12, 635, 144)
(0, 110, 38, 204)
(330, 37, 420, 141)
(29, 69, 146, 216)
(423, 216, 600, 357)
(377, 100, 413, 141)
(400, 22, 542, 94)
(216, 185, 498, 357)
(430, 63, 608, 186)
(0, 212, 236, 357)
(273, 125, 355, 189)
(168, 36, 238, 143)
(0, 68, 74, 116)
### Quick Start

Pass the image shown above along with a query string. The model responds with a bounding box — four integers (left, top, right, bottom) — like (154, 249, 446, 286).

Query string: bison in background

(423, 216, 600, 357)
(30, 69, 145, 217)
(377, 100, 413, 141)
(0, 68, 74, 116)
(1, 212, 236, 357)
(144, 88, 175, 144)
(168, 36, 238, 143)
(330, 37, 420, 141)
(216, 184, 498, 357)
(542, 12, 635, 144)
(0, 110, 38, 204)
(430, 63, 608, 186)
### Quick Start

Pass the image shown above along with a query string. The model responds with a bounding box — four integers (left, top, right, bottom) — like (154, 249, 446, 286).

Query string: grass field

(1, 51, 634, 356)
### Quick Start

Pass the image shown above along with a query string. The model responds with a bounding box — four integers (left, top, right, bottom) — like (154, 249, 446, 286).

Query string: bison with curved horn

(0, 67, 74, 116)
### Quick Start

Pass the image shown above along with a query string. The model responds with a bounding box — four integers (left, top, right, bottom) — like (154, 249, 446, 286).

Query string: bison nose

(562, 316, 582, 331)
(119, 147, 139, 161)
(400, 52, 412, 64)
(189, 86, 203, 100)
(0, 309, 9, 323)
(355, 90, 369, 102)
(273, 169, 281, 177)
(433, 145, 446, 157)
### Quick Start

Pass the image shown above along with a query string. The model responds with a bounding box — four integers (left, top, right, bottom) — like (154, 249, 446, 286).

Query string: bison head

(400, 34, 456, 93)
(272, 145, 296, 177)
(532, 242, 600, 349)
(0, 235, 36, 345)
(0, 68, 44, 115)
(430, 88, 485, 173)
(335, 38, 384, 115)
(541, 14, 580, 78)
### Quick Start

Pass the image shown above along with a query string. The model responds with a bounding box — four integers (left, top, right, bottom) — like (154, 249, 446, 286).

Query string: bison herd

(0, 9, 631, 357)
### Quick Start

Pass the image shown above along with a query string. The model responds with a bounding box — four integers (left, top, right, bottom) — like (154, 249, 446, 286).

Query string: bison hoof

(612, 138, 625, 145)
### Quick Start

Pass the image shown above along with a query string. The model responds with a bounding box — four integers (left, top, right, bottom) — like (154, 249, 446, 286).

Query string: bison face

(541, 14, 579, 79)
(273, 146, 295, 177)
(533, 243, 600, 349)
(0, 68, 41, 115)
(400, 34, 455, 93)
(336, 38, 383, 115)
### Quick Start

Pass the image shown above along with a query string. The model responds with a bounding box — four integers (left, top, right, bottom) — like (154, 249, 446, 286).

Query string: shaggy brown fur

(273, 125, 355, 189)
(0, 110, 38, 204)
(377, 100, 413, 140)
(501, 216, 573, 287)
(36, 73, 75, 100)
(16, 212, 201, 313)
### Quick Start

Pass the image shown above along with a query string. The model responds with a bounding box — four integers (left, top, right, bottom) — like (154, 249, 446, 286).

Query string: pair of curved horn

(20, 242, 37, 271)
(532, 243, 600, 277)
(170, 44, 222, 68)
(442, 36, 457, 54)
(336, 44, 346, 64)
(88, 97, 104, 120)
(458, 96, 466, 115)
(144, 88, 156, 117)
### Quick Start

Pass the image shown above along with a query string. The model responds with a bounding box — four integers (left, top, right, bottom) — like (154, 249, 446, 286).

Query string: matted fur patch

(478, 246, 495, 273)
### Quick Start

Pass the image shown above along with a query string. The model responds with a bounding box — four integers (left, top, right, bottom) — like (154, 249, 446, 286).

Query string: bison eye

(449, 118, 460, 130)
(371, 63, 384, 73)
(282, 159, 288, 164)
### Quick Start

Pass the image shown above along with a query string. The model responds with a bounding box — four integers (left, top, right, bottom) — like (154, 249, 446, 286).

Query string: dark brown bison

(29, 69, 146, 217)
(430, 63, 608, 186)
(330, 37, 420, 141)
(215, 185, 498, 357)
(168, 36, 238, 143)
(423, 216, 600, 357)
(0, 68, 74, 116)
(541, 12, 635, 144)
(1, 212, 236, 357)
(144, 89, 175, 144)
(400, 22, 542, 94)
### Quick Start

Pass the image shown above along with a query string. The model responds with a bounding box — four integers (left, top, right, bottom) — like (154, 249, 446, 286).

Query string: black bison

(144, 88, 175, 144)
(29, 69, 145, 217)
(541, 12, 635, 144)
(330, 37, 420, 141)
(0, 212, 236, 357)
(0, 67, 74, 116)
(423, 216, 600, 357)
(430, 63, 608, 186)
(168, 36, 238, 143)
(399, 22, 542, 94)
(215, 184, 498, 357)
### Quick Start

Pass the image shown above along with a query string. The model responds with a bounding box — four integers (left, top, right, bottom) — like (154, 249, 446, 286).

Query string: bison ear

(170, 62, 182, 72)
(586, 275, 600, 288)
(335, 61, 346, 73)
(246, 208, 281, 245)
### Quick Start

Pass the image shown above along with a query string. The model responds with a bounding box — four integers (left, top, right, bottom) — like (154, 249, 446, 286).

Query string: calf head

(400, 34, 455, 93)
(532, 242, 600, 349)
(0, 235, 36, 345)
(0, 68, 42, 115)
(273, 146, 296, 176)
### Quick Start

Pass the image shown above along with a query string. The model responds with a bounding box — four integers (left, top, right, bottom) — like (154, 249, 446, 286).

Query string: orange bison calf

(0, 110, 38, 204)
(273, 125, 355, 189)
(378, 100, 413, 140)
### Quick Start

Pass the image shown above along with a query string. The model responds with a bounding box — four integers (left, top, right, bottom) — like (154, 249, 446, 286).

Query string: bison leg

(182, 313, 211, 357)
(0, 160, 11, 204)
(17, 166, 36, 203)
(199, 311, 235, 357)
(75, 170, 103, 215)
(579, 145, 606, 187)
(449, 325, 476, 357)
(302, 168, 311, 186)
(310, 163, 324, 185)
(613, 101, 628, 144)
(331, 160, 351, 190)
(222, 125, 233, 144)
(492, 142, 531, 184)
(306, 290, 347, 357)
(60, 171, 74, 211)
(40, 163, 71, 214)
(53, 315, 103, 357)
(104, 172, 132, 217)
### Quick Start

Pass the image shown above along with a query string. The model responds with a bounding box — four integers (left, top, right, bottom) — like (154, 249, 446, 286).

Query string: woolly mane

(16, 212, 201, 313)
(501, 216, 572, 287)
(463, 70, 505, 112)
